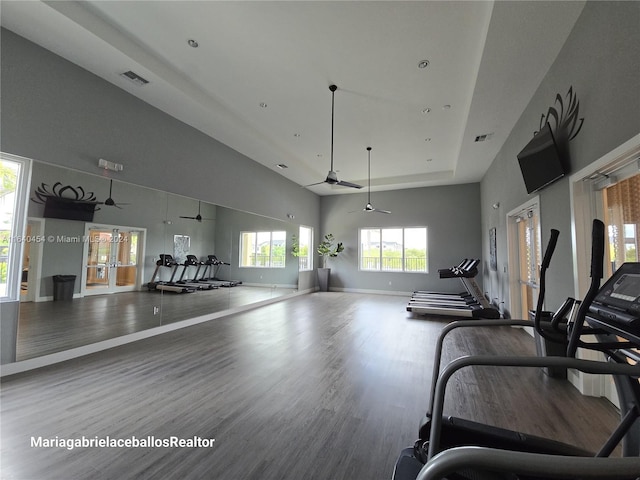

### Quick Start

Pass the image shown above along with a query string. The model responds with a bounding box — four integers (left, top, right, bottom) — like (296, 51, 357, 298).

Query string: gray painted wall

(320, 183, 482, 294)
(480, 1, 640, 316)
(0, 28, 320, 234)
(0, 302, 19, 363)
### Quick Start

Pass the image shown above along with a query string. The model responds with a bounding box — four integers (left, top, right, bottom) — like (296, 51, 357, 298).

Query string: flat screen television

(43, 196, 96, 222)
(517, 123, 566, 194)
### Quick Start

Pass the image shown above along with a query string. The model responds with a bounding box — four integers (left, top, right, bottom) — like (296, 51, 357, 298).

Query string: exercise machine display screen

(590, 263, 640, 326)
(609, 274, 640, 302)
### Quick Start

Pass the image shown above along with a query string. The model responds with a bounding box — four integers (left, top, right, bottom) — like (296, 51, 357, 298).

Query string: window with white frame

(240, 231, 286, 268)
(295, 225, 313, 271)
(1, 154, 31, 301)
(359, 227, 428, 272)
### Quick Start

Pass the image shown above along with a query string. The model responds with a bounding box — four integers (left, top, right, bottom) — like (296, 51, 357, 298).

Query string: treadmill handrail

(427, 354, 640, 460)
(417, 446, 640, 480)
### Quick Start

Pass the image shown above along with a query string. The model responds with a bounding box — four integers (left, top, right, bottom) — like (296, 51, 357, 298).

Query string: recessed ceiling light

(418, 60, 430, 69)
(422, 107, 431, 114)
(259, 102, 268, 108)
(425, 138, 432, 142)
(187, 39, 199, 48)
(426, 158, 433, 162)
(293, 133, 300, 137)
(276, 163, 288, 169)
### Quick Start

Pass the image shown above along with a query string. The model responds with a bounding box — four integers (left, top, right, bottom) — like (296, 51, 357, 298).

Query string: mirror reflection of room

(15, 161, 299, 362)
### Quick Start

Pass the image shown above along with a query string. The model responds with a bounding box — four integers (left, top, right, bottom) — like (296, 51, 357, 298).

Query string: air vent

(120, 70, 150, 86)
(276, 164, 288, 169)
(474, 133, 494, 142)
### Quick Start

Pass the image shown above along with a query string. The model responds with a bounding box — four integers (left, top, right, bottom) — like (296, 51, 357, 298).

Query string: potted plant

(317, 233, 343, 291)
(291, 234, 301, 258)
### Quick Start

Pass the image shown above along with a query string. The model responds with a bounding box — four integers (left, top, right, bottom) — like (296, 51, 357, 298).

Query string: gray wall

(0, 28, 320, 236)
(320, 183, 482, 294)
(480, 1, 640, 316)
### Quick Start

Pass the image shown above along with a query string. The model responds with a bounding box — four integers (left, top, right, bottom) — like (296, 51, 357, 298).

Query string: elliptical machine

(393, 221, 640, 480)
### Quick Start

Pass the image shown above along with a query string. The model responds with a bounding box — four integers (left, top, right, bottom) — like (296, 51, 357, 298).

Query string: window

(359, 227, 427, 272)
(240, 231, 286, 268)
(603, 173, 640, 272)
(295, 226, 313, 271)
(1, 154, 31, 301)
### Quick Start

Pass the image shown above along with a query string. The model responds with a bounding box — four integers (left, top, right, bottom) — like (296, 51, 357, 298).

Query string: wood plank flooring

(1, 292, 621, 480)
(16, 286, 292, 361)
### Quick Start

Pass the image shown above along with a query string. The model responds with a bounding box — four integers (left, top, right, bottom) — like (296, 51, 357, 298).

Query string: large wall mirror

(15, 161, 301, 362)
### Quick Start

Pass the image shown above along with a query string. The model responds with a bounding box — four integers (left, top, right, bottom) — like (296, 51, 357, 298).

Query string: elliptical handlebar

(566, 219, 606, 358)
(541, 229, 560, 270)
(533, 229, 561, 342)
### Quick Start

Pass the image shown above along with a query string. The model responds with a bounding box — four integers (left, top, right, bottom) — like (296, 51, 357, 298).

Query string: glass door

(507, 199, 542, 320)
(518, 209, 542, 319)
(83, 225, 144, 295)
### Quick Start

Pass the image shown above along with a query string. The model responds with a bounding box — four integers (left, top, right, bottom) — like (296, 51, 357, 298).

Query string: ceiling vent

(120, 70, 149, 86)
(474, 133, 494, 142)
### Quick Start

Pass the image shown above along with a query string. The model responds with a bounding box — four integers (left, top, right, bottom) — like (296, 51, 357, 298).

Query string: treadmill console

(588, 263, 640, 337)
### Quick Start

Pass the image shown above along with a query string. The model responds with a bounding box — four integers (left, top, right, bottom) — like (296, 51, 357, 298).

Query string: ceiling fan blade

(336, 180, 363, 189)
(363, 202, 390, 214)
(303, 181, 327, 188)
(180, 216, 198, 220)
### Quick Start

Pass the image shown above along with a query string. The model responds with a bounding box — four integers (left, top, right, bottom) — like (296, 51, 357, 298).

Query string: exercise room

(1, 2, 639, 479)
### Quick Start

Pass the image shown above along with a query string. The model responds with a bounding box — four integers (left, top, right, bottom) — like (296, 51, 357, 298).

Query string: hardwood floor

(1, 293, 621, 480)
(16, 285, 292, 361)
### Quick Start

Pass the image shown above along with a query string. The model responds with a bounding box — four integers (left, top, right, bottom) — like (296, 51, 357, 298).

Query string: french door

(82, 224, 145, 295)
(507, 199, 542, 320)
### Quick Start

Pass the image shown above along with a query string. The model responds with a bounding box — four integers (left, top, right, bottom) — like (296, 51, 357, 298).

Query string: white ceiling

(1, 1, 585, 195)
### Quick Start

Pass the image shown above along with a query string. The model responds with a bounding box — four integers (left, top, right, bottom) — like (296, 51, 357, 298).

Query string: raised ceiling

(0, 1, 585, 195)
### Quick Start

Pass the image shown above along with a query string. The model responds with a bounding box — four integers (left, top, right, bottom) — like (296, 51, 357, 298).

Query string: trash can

(529, 309, 567, 379)
(53, 275, 76, 301)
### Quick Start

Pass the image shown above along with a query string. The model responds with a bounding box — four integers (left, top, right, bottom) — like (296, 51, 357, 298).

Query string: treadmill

(146, 254, 196, 293)
(407, 259, 500, 319)
(175, 254, 217, 290)
(200, 255, 241, 287)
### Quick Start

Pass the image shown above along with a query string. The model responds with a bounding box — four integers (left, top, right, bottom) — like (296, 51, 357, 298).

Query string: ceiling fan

(360, 147, 391, 214)
(304, 85, 363, 190)
(102, 179, 130, 209)
(180, 201, 213, 222)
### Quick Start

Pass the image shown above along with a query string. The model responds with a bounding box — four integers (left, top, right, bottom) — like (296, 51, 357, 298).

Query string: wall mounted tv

(43, 196, 96, 222)
(517, 123, 566, 194)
